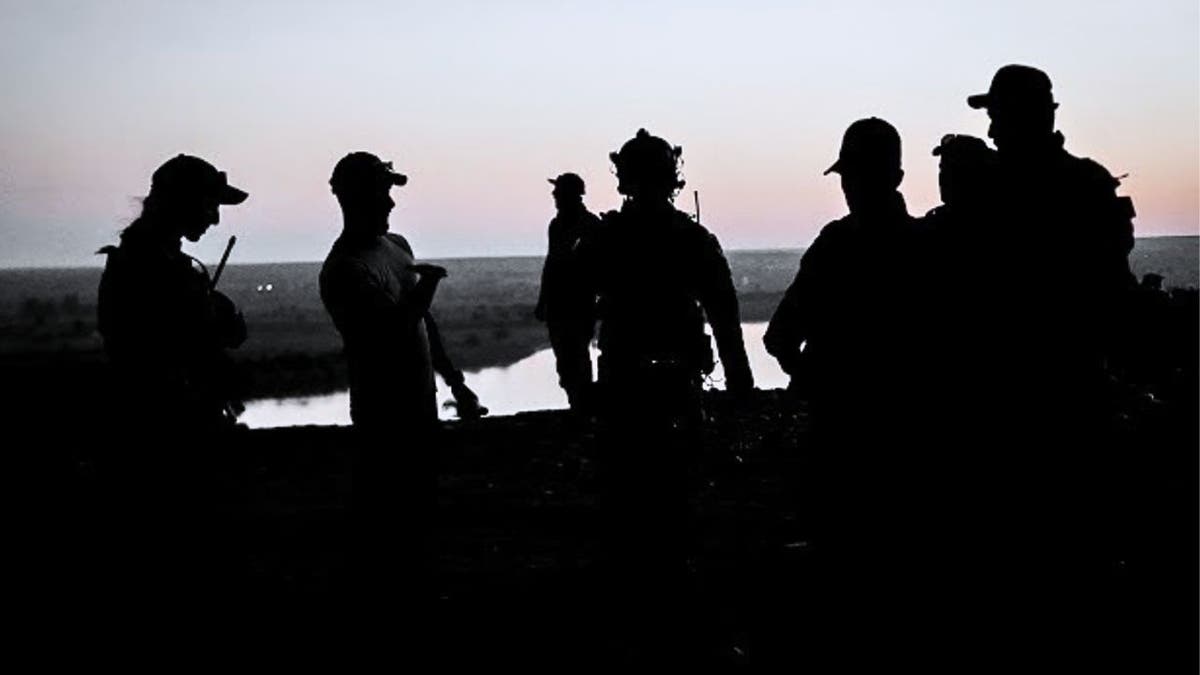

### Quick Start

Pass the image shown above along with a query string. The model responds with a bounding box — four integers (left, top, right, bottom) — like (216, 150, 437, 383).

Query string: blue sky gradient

(0, 0, 1196, 267)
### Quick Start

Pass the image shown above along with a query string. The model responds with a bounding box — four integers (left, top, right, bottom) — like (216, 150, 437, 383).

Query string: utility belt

(597, 352, 705, 409)
(599, 326, 714, 374)
(600, 350, 706, 379)
(595, 353, 706, 435)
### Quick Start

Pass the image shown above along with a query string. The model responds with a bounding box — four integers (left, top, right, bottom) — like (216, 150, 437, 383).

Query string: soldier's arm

(1099, 174, 1136, 291)
(697, 233, 754, 392)
(425, 310, 486, 417)
(535, 220, 555, 321)
(205, 289, 247, 349)
(1077, 161, 1138, 354)
(425, 311, 463, 387)
(322, 259, 437, 341)
(1074, 159, 1137, 297)
(763, 235, 826, 378)
(570, 216, 604, 316)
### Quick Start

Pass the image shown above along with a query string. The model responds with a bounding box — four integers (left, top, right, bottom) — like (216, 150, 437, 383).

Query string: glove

(450, 382, 489, 420)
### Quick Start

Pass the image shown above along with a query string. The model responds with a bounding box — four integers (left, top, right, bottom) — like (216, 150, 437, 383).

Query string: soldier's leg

(549, 319, 594, 411)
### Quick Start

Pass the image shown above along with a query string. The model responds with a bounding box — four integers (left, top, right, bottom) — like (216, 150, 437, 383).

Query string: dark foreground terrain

(25, 360, 1199, 668)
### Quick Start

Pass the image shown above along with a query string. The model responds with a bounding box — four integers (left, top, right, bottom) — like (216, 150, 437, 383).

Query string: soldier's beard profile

(338, 190, 394, 236)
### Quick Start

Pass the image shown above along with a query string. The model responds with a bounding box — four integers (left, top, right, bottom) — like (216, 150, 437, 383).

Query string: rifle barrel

(211, 235, 237, 290)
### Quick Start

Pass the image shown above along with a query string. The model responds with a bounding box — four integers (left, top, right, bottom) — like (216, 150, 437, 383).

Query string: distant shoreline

(3, 235, 1195, 272)
(1, 238, 1195, 401)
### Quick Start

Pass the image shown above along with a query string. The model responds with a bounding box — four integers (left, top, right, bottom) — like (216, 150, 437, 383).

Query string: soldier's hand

(450, 382, 488, 420)
(412, 263, 448, 280)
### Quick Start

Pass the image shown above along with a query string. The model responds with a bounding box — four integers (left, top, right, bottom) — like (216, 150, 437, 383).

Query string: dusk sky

(1, 0, 1196, 268)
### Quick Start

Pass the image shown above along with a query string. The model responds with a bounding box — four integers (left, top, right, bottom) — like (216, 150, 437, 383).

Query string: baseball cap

(330, 151, 408, 194)
(932, 133, 991, 158)
(967, 64, 1056, 110)
(548, 172, 585, 195)
(151, 154, 248, 205)
(824, 117, 902, 176)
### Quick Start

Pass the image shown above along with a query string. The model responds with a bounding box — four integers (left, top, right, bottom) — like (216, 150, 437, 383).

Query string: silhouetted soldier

(763, 118, 928, 662)
(98, 154, 249, 433)
(576, 128, 753, 656)
(964, 64, 1138, 666)
(765, 118, 920, 428)
(921, 134, 1000, 405)
(319, 151, 483, 628)
(320, 151, 485, 429)
(968, 65, 1135, 367)
(534, 172, 599, 413)
(94, 153, 249, 625)
(925, 134, 998, 232)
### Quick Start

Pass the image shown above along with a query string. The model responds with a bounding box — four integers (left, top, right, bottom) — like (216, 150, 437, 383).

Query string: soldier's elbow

(762, 327, 786, 356)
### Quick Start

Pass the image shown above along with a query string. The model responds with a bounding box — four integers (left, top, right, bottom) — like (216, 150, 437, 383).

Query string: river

(241, 323, 786, 428)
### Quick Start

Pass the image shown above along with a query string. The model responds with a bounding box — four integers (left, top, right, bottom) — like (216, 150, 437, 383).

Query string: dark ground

(23, 365, 1199, 668)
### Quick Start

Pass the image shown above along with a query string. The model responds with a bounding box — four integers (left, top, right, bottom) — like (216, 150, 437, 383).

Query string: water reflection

(241, 323, 785, 428)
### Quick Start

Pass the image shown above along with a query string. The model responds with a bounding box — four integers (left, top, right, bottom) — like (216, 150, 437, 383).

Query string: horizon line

(1, 234, 1196, 272)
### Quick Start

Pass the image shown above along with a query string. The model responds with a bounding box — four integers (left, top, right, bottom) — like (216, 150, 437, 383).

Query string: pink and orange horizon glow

(0, 1, 1196, 268)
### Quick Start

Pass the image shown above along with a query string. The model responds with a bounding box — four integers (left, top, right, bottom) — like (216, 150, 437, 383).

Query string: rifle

(210, 235, 237, 291)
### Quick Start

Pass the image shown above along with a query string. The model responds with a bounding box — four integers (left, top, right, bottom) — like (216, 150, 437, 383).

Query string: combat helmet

(610, 129, 685, 199)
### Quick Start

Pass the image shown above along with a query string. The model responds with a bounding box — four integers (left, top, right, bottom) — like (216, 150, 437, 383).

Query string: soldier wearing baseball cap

(967, 64, 1060, 155)
(929, 133, 998, 217)
(93, 153, 252, 617)
(150, 153, 249, 208)
(765, 118, 928, 636)
(968, 64, 1056, 111)
(960, 64, 1135, 406)
(320, 150, 484, 429)
(535, 172, 600, 413)
(546, 171, 585, 196)
(321, 149, 485, 621)
(766, 116, 916, 393)
(329, 151, 408, 194)
(97, 153, 249, 432)
(955, 65, 1138, 663)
